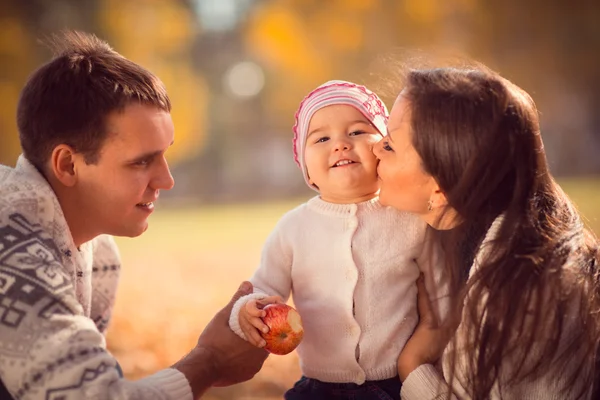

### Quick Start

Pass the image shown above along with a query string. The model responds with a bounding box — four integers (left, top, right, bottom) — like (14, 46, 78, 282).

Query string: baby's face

(304, 104, 382, 203)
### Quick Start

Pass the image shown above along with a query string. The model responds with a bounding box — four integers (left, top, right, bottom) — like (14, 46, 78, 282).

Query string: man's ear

(49, 145, 78, 187)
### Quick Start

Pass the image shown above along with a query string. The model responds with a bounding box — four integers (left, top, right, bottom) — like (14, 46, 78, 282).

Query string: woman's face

(373, 94, 438, 217)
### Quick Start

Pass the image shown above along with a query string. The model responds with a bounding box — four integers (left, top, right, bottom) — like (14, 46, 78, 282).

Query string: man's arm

(0, 212, 191, 400)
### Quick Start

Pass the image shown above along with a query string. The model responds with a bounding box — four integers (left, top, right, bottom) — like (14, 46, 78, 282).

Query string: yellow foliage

(245, 4, 331, 82)
(403, 0, 443, 25)
(0, 17, 35, 164)
(312, 9, 364, 53)
(0, 19, 32, 58)
(245, 2, 338, 127)
(100, 0, 195, 56)
(152, 64, 208, 163)
(99, 0, 208, 164)
(334, 0, 378, 12)
(0, 82, 21, 162)
(456, 0, 477, 12)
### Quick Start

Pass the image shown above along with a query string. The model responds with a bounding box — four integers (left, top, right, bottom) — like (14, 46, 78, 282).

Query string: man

(0, 30, 267, 399)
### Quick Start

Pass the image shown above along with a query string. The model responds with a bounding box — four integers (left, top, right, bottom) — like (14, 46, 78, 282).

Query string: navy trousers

(284, 376, 402, 400)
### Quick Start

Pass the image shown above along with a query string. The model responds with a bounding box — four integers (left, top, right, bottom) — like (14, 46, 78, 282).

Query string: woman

(373, 66, 600, 399)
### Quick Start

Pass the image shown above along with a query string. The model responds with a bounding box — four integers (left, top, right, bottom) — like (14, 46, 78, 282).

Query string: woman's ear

(429, 187, 449, 210)
(426, 178, 448, 211)
(427, 181, 461, 229)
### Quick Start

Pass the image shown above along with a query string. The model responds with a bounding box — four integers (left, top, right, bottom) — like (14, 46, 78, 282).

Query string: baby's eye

(316, 137, 329, 143)
(383, 141, 393, 151)
(349, 130, 366, 136)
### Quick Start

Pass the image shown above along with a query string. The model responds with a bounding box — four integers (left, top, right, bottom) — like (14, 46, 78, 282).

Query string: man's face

(72, 103, 175, 239)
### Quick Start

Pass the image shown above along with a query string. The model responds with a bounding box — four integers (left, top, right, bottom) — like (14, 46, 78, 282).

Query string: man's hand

(197, 281, 270, 386)
(173, 282, 269, 398)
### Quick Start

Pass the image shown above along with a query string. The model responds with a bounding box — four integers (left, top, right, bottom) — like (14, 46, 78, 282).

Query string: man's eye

(383, 142, 393, 151)
(135, 159, 150, 166)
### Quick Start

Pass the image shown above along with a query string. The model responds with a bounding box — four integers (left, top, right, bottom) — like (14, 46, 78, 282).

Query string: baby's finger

(249, 316, 269, 334)
(248, 327, 266, 348)
(256, 295, 283, 308)
(240, 318, 266, 347)
(246, 299, 265, 317)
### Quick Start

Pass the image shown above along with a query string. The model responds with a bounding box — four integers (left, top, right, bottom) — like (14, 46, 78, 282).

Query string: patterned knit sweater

(229, 196, 446, 385)
(0, 156, 191, 400)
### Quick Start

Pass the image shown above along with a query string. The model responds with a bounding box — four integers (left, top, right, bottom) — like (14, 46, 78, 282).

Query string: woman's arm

(397, 275, 444, 380)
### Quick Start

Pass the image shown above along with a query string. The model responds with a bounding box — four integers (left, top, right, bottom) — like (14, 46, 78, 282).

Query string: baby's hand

(239, 296, 282, 347)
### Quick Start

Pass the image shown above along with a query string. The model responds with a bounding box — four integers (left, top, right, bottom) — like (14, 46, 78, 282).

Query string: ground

(107, 178, 600, 399)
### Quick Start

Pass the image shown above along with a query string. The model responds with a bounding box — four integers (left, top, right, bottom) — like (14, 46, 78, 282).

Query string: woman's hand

(398, 274, 453, 381)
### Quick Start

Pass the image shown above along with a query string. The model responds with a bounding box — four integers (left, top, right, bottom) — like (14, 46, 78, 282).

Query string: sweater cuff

(400, 364, 447, 399)
(228, 292, 269, 341)
(137, 368, 192, 400)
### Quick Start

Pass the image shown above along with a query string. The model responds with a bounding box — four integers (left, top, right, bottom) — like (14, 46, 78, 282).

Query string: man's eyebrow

(127, 140, 174, 163)
(128, 150, 162, 163)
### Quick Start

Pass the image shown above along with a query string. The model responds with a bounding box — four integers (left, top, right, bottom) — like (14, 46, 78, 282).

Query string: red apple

(260, 303, 304, 355)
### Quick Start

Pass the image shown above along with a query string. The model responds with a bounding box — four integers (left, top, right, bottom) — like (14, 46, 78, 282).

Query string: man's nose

(151, 157, 175, 190)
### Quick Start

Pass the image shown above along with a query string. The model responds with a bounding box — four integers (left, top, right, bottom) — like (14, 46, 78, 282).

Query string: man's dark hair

(17, 30, 171, 170)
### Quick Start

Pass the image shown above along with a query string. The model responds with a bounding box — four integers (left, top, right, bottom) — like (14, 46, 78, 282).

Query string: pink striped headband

(292, 80, 389, 190)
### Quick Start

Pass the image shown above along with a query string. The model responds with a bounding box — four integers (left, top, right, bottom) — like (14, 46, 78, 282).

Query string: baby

(229, 80, 442, 400)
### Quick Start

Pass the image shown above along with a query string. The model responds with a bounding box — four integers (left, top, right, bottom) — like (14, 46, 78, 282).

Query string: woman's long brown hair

(404, 67, 600, 399)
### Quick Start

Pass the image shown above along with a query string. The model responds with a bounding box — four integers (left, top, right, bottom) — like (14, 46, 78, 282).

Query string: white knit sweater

(229, 196, 444, 385)
(0, 156, 191, 400)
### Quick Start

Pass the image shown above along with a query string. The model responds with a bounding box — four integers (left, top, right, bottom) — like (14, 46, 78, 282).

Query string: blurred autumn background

(1, 0, 599, 398)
